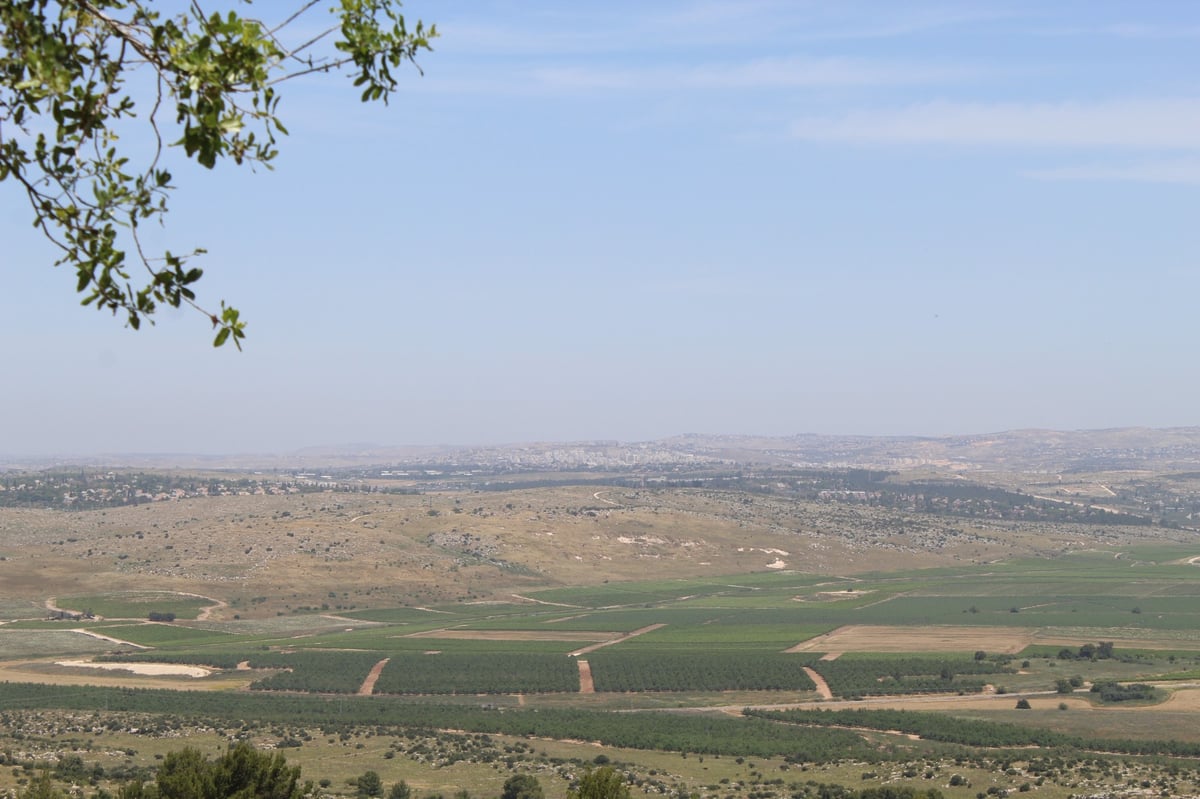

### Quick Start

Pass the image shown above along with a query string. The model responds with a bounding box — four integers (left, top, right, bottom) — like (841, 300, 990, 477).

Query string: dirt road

(358, 658, 390, 695)
(577, 659, 595, 693)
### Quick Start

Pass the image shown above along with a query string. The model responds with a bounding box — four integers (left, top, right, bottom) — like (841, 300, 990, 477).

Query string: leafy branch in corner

(0, 1, 436, 348)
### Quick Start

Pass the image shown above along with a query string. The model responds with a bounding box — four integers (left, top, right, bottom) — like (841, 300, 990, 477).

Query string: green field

(6, 521, 1200, 799)
(55, 592, 215, 620)
(32, 548, 1193, 705)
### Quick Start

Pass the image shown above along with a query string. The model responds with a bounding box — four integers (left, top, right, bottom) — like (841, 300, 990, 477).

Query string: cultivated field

(4, 474, 1200, 798)
(785, 625, 1036, 654)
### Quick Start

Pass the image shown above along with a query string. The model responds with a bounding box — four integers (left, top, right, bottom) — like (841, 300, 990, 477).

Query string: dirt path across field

(46, 592, 226, 622)
(176, 592, 225, 621)
(803, 666, 832, 700)
(320, 614, 369, 625)
(72, 628, 151, 649)
(577, 659, 595, 693)
(511, 594, 582, 608)
(358, 658, 389, 695)
(569, 624, 666, 656)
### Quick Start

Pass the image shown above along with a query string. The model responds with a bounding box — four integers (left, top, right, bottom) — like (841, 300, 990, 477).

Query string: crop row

(747, 707, 1200, 758)
(6, 679, 1200, 762)
(372, 653, 579, 694)
(587, 652, 819, 692)
(809, 657, 1011, 699)
(0, 682, 872, 761)
(249, 651, 385, 693)
(99, 650, 1012, 696)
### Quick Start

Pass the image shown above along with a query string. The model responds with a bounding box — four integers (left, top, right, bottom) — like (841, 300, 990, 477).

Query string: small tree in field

(501, 775, 544, 799)
(569, 767, 630, 799)
(357, 771, 384, 798)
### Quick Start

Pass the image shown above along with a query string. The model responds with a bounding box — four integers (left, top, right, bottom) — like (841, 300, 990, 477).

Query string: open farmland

(4, 471, 1200, 798)
(5, 545, 1200, 702)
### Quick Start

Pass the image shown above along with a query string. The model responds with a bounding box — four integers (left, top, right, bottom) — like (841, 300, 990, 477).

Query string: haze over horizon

(4, 1, 1198, 456)
(4, 424, 1197, 465)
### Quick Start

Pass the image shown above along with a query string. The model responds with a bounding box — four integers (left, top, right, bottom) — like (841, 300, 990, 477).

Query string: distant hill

(5, 427, 1200, 474)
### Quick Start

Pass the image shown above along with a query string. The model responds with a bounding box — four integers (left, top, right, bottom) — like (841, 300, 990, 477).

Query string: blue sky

(4, 1, 1200, 455)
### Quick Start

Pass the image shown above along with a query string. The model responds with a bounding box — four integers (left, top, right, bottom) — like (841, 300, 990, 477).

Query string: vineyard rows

(587, 652, 819, 692)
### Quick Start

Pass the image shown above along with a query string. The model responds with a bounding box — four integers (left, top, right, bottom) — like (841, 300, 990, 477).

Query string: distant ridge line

(5, 426, 1200, 474)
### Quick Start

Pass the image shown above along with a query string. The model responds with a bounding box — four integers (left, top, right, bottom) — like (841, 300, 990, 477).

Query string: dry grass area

(0, 484, 1191, 615)
(1151, 685, 1200, 711)
(56, 659, 212, 677)
(0, 628, 135, 657)
(1033, 627, 1200, 650)
(0, 659, 253, 691)
(786, 625, 1036, 654)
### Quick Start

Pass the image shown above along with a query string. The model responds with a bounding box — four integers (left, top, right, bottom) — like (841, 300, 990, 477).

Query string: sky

(3, 0, 1200, 456)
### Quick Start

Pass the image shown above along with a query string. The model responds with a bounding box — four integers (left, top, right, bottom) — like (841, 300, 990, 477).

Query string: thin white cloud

(438, 2, 1019, 57)
(790, 98, 1200, 149)
(1028, 159, 1200, 185)
(533, 56, 966, 92)
(1038, 22, 1200, 40)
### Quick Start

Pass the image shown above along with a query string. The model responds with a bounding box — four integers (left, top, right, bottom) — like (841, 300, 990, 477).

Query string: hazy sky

(4, 1, 1199, 456)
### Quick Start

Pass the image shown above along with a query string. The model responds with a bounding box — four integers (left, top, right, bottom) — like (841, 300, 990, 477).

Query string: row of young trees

(586, 653, 818, 693)
(106, 650, 1012, 697)
(808, 657, 1010, 700)
(371, 654, 580, 695)
(0, 680, 876, 761)
(747, 707, 1200, 757)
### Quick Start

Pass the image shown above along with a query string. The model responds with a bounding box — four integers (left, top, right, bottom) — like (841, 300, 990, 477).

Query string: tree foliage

(569, 767, 631, 799)
(500, 775, 544, 799)
(0, 1, 435, 347)
(155, 742, 303, 799)
(356, 771, 384, 798)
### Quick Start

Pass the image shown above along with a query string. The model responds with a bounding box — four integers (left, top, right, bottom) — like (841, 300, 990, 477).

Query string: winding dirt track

(358, 658, 390, 695)
(45, 592, 225, 621)
(569, 624, 666, 656)
(803, 666, 833, 700)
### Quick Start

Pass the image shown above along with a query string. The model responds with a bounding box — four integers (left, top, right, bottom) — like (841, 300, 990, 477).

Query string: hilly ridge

(8, 426, 1200, 473)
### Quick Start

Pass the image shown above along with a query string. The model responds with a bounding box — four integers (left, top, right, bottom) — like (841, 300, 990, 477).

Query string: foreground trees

(500, 775, 543, 799)
(155, 742, 304, 799)
(568, 767, 630, 799)
(1, 2, 435, 347)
